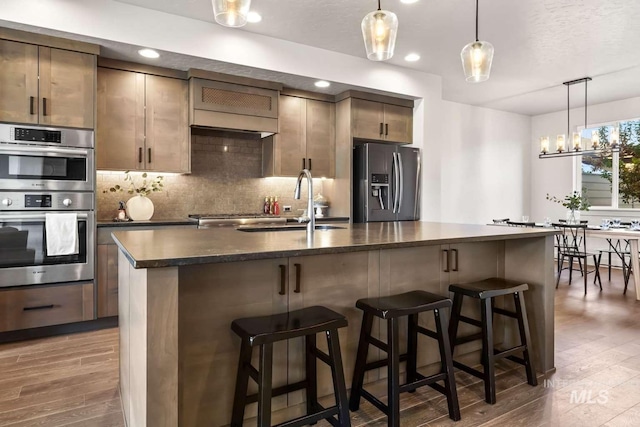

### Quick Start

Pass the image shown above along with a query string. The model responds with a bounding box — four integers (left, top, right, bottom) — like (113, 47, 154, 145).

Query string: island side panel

(146, 267, 179, 427)
(118, 251, 131, 426)
(504, 235, 555, 375)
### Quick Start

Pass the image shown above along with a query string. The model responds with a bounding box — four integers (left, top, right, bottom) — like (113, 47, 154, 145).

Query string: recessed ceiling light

(404, 53, 421, 62)
(314, 80, 330, 88)
(400, 0, 420, 3)
(138, 48, 160, 59)
(247, 11, 262, 23)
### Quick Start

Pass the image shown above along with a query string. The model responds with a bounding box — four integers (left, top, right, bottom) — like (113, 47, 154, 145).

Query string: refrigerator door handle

(415, 151, 421, 219)
(392, 152, 399, 213)
(398, 152, 404, 214)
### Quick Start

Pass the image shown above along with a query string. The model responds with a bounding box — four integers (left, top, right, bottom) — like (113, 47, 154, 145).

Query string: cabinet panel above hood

(189, 75, 280, 138)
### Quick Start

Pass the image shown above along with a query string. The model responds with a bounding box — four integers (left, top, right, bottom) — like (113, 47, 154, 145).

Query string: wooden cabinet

(0, 282, 94, 332)
(263, 94, 335, 178)
(96, 244, 119, 318)
(190, 77, 279, 134)
(287, 252, 377, 403)
(97, 67, 189, 173)
(351, 98, 413, 144)
(0, 39, 95, 128)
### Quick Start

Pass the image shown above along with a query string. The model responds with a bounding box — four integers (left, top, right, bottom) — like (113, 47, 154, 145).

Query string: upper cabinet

(351, 97, 413, 144)
(0, 39, 95, 129)
(97, 66, 189, 173)
(263, 94, 335, 178)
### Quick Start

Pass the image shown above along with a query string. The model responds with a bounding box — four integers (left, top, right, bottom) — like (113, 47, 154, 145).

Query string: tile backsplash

(97, 134, 328, 220)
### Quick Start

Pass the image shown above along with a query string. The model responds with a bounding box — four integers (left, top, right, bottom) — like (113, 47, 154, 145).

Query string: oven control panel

(0, 192, 93, 211)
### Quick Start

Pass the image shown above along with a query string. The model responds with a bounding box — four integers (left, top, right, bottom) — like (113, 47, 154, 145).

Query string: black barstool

(448, 278, 537, 405)
(231, 306, 351, 427)
(349, 291, 461, 426)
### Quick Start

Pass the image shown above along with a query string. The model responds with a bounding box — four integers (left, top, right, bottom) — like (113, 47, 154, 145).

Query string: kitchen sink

(237, 225, 346, 232)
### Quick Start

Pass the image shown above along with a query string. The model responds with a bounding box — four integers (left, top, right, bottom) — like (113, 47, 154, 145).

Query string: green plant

(103, 171, 164, 196)
(546, 190, 590, 211)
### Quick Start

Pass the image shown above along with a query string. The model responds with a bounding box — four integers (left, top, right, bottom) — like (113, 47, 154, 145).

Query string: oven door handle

(0, 144, 90, 158)
(0, 213, 89, 221)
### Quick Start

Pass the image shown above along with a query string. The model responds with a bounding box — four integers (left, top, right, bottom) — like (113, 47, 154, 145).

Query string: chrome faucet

(294, 168, 315, 241)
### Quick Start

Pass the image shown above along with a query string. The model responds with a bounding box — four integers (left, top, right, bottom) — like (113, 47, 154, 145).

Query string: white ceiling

(15, 0, 640, 116)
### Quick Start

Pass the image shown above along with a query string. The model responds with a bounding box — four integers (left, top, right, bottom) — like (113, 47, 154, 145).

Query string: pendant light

(361, 0, 398, 61)
(212, 0, 251, 28)
(460, 0, 494, 82)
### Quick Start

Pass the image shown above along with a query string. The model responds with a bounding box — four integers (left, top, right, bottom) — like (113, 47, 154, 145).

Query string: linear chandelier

(539, 77, 620, 159)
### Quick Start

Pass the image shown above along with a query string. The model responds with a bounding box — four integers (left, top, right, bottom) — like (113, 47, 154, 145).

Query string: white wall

(530, 96, 640, 223)
(440, 101, 532, 224)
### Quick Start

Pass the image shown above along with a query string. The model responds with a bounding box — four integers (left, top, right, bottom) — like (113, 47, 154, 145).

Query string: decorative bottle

(269, 196, 274, 215)
(263, 197, 270, 214)
(273, 197, 280, 216)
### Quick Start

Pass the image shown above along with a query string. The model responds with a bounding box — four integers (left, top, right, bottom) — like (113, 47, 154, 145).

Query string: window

(580, 119, 640, 209)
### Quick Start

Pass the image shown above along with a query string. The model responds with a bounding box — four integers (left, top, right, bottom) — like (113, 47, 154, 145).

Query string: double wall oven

(0, 124, 95, 288)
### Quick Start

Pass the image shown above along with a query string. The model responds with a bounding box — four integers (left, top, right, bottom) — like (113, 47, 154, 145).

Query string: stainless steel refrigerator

(353, 142, 420, 222)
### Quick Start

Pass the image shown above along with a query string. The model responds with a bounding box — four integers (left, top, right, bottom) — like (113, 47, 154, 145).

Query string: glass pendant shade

(361, 9, 398, 61)
(460, 40, 494, 82)
(212, 0, 251, 27)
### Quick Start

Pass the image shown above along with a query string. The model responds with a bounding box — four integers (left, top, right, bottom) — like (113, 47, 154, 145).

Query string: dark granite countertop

(97, 219, 195, 228)
(112, 221, 556, 269)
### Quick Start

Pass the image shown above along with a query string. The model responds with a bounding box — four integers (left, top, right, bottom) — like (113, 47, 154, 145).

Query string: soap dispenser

(117, 201, 128, 221)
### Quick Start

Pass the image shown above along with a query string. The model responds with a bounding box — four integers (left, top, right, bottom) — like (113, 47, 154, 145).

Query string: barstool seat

(448, 278, 537, 405)
(350, 290, 461, 426)
(231, 306, 351, 427)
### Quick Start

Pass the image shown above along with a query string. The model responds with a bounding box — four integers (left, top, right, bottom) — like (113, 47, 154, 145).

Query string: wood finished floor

(0, 267, 638, 426)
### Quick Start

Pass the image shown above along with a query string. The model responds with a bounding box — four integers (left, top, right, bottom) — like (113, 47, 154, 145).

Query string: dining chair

(506, 221, 536, 228)
(598, 222, 632, 283)
(556, 219, 588, 275)
(492, 218, 509, 224)
(553, 223, 602, 294)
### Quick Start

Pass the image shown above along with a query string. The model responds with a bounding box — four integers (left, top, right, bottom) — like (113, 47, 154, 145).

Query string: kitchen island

(112, 222, 556, 427)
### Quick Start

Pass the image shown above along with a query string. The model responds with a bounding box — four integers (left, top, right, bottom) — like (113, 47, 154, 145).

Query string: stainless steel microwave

(0, 124, 94, 192)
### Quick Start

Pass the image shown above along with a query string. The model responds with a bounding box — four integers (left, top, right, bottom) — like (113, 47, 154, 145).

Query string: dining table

(496, 221, 640, 300)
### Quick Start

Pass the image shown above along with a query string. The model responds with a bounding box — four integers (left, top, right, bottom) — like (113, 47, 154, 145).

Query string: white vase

(126, 195, 154, 221)
(566, 209, 580, 224)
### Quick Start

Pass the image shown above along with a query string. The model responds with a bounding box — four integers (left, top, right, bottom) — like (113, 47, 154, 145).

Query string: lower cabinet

(97, 244, 119, 317)
(0, 282, 94, 332)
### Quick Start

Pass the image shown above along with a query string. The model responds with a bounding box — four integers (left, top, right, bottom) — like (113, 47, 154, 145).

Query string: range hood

(188, 69, 281, 138)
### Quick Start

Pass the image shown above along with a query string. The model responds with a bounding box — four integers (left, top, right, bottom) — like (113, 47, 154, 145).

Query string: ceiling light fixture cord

(585, 79, 588, 128)
(475, 0, 479, 41)
(378, 0, 381, 11)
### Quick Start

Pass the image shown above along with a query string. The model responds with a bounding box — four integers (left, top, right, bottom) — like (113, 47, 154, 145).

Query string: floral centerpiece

(105, 171, 164, 196)
(104, 172, 164, 220)
(546, 191, 590, 223)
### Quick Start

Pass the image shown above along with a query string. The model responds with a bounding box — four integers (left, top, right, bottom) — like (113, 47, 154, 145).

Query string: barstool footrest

(506, 355, 526, 365)
(245, 380, 307, 404)
(453, 360, 484, 380)
(366, 335, 389, 352)
(274, 406, 339, 427)
(454, 332, 483, 345)
(459, 315, 482, 327)
(310, 346, 332, 366)
(416, 325, 438, 340)
(494, 345, 526, 360)
(399, 372, 447, 393)
(360, 389, 389, 415)
(493, 307, 517, 318)
(363, 353, 409, 371)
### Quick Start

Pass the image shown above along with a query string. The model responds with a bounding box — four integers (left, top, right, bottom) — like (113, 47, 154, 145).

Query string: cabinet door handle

(379, 122, 384, 136)
(452, 248, 459, 272)
(385, 123, 389, 136)
(294, 263, 301, 293)
(308, 158, 312, 171)
(302, 158, 306, 169)
(42, 98, 48, 116)
(29, 96, 35, 115)
(148, 148, 152, 164)
(442, 249, 450, 272)
(138, 147, 143, 163)
(23, 304, 55, 311)
(279, 265, 286, 295)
